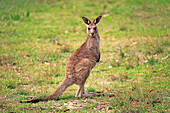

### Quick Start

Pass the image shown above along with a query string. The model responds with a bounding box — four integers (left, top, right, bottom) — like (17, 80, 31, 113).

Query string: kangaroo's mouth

(89, 33, 96, 37)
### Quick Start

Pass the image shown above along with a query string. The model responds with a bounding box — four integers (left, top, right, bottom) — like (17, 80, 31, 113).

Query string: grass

(0, 0, 169, 112)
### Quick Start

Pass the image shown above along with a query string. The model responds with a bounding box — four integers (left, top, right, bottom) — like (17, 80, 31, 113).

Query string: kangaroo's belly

(75, 58, 96, 71)
(74, 58, 96, 85)
(65, 58, 96, 85)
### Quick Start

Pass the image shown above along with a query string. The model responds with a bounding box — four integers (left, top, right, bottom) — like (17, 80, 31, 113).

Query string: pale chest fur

(86, 36, 100, 56)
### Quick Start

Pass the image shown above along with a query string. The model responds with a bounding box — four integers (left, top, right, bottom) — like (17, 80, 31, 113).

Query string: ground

(0, 0, 169, 112)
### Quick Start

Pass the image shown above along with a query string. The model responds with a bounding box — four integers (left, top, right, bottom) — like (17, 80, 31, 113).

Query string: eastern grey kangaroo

(25, 16, 102, 103)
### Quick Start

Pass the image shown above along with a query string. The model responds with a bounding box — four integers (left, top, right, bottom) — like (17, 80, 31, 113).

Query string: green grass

(0, 0, 169, 112)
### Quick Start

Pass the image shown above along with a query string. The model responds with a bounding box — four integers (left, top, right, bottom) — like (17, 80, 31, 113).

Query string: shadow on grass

(20, 91, 108, 103)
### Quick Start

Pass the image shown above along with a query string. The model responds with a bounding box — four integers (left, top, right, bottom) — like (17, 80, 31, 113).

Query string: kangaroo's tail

(21, 78, 72, 103)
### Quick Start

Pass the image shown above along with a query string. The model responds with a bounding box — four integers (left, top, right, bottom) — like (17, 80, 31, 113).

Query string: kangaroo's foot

(82, 92, 95, 98)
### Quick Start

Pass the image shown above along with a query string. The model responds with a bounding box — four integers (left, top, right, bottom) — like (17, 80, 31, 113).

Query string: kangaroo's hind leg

(75, 84, 85, 97)
(75, 84, 95, 98)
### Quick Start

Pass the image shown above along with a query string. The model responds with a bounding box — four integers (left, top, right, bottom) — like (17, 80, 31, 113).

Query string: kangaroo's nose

(91, 33, 94, 36)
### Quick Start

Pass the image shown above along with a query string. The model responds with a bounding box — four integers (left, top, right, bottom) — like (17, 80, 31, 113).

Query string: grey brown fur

(24, 16, 102, 103)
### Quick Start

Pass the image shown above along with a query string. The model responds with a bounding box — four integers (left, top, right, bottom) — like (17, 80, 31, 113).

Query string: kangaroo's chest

(87, 37, 100, 57)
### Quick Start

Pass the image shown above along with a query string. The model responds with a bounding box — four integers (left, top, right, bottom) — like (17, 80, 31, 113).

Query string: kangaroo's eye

(88, 28, 90, 30)
(94, 27, 96, 30)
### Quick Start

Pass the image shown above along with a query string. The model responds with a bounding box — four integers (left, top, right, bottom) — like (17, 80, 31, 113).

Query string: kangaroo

(24, 16, 102, 103)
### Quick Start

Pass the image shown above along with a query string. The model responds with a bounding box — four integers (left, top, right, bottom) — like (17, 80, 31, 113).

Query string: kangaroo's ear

(82, 17, 91, 25)
(93, 15, 102, 24)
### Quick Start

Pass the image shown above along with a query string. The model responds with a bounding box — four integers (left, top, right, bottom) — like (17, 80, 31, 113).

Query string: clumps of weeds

(61, 44, 71, 53)
(0, 56, 17, 66)
(109, 85, 163, 112)
(154, 46, 164, 54)
(6, 80, 17, 89)
(118, 22, 128, 31)
(111, 36, 168, 70)
(145, 55, 158, 65)
(14, 88, 30, 96)
(55, 74, 62, 77)
(87, 88, 96, 93)
(108, 74, 119, 81)
(111, 49, 141, 69)
(110, 59, 121, 67)
(48, 80, 60, 84)
(123, 57, 137, 69)
(3, 10, 30, 21)
(120, 26, 128, 31)
(11, 11, 30, 21)
(61, 46, 70, 53)
(109, 72, 129, 82)
(120, 50, 125, 58)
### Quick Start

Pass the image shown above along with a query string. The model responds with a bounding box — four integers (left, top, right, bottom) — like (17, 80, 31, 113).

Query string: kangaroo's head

(82, 16, 102, 37)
